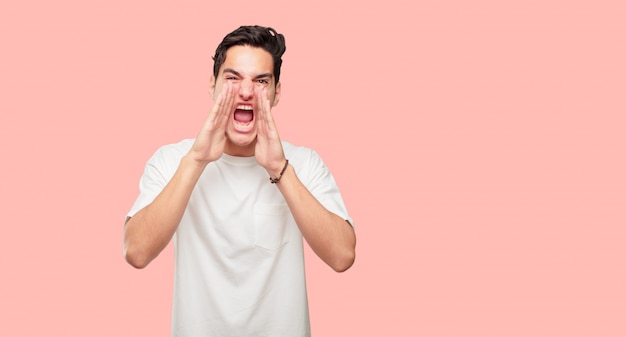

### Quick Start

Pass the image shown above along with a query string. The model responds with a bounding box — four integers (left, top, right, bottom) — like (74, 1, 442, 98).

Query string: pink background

(1, 1, 624, 336)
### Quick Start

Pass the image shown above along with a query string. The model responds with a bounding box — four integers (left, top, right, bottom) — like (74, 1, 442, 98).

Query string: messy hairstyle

(212, 25, 287, 84)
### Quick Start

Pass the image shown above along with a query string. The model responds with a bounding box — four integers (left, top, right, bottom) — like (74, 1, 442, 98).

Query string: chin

(225, 132, 257, 156)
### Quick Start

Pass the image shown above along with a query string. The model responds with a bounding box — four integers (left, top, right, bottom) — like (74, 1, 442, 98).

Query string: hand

(254, 85, 286, 177)
(188, 81, 236, 166)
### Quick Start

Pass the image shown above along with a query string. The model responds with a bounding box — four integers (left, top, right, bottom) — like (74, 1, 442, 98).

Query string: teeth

(236, 105, 253, 110)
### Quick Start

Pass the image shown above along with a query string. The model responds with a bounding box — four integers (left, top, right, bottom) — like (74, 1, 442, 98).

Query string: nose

(238, 79, 254, 100)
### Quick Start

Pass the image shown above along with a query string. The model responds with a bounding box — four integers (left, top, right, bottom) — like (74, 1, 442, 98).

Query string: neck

(223, 139, 256, 157)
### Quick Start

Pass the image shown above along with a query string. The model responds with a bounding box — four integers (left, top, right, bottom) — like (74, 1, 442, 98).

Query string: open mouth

(234, 105, 254, 125)
(232, 104, 255, 133)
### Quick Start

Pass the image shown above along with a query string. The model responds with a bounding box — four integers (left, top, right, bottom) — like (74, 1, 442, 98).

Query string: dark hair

(212, 25, 286, 84)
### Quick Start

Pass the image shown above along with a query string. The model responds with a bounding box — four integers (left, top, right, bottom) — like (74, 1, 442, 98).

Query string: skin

(123, 45, 356, 272)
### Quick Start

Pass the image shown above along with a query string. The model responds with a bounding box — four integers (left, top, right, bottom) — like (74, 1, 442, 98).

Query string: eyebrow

(223, 68, 273, 80)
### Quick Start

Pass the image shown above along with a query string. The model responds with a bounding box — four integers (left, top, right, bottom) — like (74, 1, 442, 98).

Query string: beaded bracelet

(269, 159, 289, 184)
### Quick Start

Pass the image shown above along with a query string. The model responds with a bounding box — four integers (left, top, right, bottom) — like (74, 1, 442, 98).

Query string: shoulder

(144, 138, 194, 173)
(282, 140, 321, 163)
(281, 140, 330, 183)
(147, 138, 193, 163)
(152, 138, 194, 158)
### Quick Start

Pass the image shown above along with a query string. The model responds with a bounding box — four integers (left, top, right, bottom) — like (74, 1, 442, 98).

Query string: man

(124, 25, 356, 336)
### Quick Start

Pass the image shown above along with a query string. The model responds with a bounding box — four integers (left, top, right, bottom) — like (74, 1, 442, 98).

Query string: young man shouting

(124, 25, 356, 336)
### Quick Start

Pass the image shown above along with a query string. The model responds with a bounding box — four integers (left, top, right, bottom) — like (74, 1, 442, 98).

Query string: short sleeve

(126, 145, 181, 218)
(297, 149, 354, 227)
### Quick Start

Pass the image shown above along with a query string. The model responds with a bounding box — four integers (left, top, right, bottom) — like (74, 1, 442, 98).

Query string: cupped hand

(188, 81, 236, 166)
(254, 85, 286, 177)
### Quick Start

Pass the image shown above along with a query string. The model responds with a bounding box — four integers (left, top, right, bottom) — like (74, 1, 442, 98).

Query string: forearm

(123, 155, 206, 268)
(276, 165, 356, 272)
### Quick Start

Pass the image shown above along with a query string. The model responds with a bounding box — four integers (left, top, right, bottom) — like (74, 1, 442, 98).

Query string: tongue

(234, 110, 253, 123)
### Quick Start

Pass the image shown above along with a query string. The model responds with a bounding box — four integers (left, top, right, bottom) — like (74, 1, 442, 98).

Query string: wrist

(269, 159, 289, 184)
(182, 153, 210, 171)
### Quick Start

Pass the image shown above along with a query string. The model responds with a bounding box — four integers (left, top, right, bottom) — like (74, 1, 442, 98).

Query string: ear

(272, 81, 281, 107)
(209, 75, 216, 99)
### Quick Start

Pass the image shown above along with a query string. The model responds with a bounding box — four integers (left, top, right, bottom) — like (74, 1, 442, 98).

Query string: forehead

(220, 45, 274, 75)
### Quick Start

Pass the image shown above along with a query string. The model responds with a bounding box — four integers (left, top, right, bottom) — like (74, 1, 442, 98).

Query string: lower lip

(232, 119, 255, 133)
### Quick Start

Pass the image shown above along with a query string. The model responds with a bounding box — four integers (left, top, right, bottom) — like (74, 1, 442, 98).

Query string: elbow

(123, 219, 153, 269)
(125, 255, 148, 270)
(124, 243, 151, 269)
(329, 227, 356, 273)
(330, 249, 355, 273)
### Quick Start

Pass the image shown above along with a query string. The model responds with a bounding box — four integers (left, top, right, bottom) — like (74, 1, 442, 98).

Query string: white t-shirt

(127, 139, 353, 337)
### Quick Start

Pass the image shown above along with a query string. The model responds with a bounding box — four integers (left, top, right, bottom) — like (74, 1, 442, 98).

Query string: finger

(223, 82, 235, 111)
(254, 85, 264, 122)
(261, 87, 274, 124)
(253, 86, 265, 133)
(260, 87, 275, 132)
(211, 83, 226, 116)
(217, 82, 236, 126)
(256, 87, 272, 127)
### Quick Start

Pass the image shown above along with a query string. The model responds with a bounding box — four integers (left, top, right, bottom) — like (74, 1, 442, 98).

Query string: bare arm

(123, 156, 206, 268)
(276, 165, 356, 272)
(254, 86, 356, 272)
(123, 82, 236, 268)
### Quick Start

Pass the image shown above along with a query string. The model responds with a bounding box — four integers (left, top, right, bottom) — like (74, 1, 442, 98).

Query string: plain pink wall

(1, 1, 624, 336)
